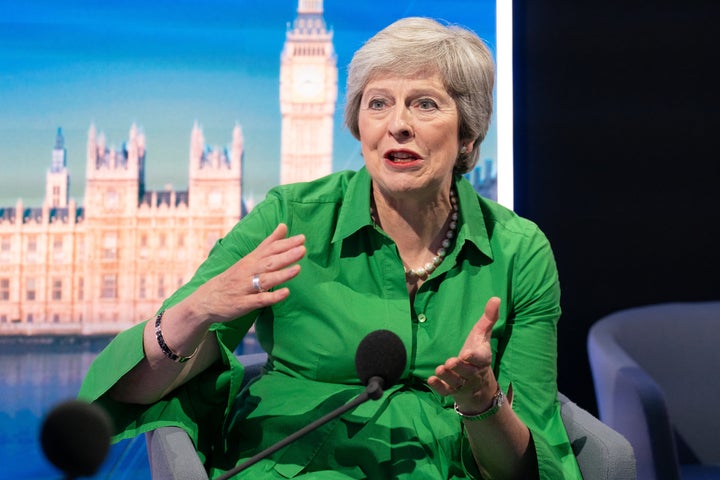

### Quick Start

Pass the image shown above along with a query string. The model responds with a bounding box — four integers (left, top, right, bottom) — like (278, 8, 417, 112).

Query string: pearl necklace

(370, 188, 459, 279)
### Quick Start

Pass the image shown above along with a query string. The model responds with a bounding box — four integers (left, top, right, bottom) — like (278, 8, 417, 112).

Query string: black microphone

(39, 399, 113, 480)
(354, 329, 406, 397)
(216, 329, 407, 480)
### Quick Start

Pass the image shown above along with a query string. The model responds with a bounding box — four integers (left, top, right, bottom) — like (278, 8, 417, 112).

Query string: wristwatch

(454, 386, 506, 421)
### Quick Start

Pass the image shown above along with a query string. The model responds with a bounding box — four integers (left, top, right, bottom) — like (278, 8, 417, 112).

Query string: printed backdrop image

(0, 2, 504, 478)
(0, 0, 499, 208)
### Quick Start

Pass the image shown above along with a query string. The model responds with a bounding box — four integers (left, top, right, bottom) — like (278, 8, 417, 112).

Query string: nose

(388, 106, 413, 140)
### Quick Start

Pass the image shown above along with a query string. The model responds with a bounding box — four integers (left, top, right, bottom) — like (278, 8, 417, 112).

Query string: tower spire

(298, 0, 323, 15)
(51, 127, 66, 172)
(45, 127, 70, 208)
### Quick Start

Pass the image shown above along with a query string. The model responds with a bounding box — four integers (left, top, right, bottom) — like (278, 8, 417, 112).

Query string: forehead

(363, 70, 449, 94)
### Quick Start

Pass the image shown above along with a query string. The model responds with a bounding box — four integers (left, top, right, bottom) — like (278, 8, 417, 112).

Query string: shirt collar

(454, 175, 494, 262)
(332, 167, 494, 262)
(332, 167, 373, 244)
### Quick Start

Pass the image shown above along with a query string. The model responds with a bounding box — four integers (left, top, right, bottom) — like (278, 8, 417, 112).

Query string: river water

(0, 333, 262, 479)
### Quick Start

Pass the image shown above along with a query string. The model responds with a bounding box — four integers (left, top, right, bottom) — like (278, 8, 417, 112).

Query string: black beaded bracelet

(154, 310, 198, 363)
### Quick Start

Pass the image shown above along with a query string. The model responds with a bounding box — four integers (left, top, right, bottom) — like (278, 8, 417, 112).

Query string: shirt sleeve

(501, 225, 583, 479)
(76, 224, 264, 462)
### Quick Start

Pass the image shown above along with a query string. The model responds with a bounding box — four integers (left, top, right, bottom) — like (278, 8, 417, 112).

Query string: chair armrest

(559, 393, 636, 480)
(588, 320, 680, 480)
(146, 426, 208, 480)
(144, 353, 268, 479)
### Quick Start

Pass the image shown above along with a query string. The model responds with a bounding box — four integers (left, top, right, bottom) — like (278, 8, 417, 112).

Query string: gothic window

(103, 232, 118, 260)
(26, 278, 37, 301)
(157, 275, 166, 299)
(0, 236, 9, 264)
(51, 278, 62, 301)
(26, 236, 38, 263)
(100, 274, 117, 299)
(77, 277, 84, 301)
(139, 233, 149, 259)
(177, 234, 186, 260)
(53, 235, 64, 263)
(158, 232, 168, 259)
(0, 278, 9, 301)
(139, 275, 147, 299)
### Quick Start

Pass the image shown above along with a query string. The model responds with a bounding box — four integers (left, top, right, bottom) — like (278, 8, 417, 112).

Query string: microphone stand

(216, 377, 384, 480)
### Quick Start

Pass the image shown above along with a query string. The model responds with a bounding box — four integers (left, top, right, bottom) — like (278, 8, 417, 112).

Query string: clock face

(292, 64, 325, 102)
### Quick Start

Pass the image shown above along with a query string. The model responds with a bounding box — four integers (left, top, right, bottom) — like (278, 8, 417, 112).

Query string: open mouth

(385, 151, 420, 163)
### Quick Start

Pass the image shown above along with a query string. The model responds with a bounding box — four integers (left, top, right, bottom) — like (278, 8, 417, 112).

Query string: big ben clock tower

(279, 0, 337, 184)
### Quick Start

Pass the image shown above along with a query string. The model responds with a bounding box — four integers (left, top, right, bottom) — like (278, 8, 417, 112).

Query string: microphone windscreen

(355, 329, 407, 387)
(40, 399, 113, 478)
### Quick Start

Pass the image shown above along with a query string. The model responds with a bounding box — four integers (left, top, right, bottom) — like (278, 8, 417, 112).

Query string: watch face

(292, 64, 324, 101)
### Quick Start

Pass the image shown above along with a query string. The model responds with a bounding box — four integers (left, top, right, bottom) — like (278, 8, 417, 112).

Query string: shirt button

(417, 314, 427, 323)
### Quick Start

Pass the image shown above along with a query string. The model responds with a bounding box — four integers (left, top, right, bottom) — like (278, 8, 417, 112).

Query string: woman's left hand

(428, 296, 501, 412)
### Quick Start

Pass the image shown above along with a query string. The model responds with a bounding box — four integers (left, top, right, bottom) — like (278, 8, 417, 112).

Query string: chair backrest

(588, 301, 720, 479)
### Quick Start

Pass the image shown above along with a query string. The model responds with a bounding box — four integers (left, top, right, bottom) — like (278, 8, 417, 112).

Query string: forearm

(108, 302, 219, 405)
(462, 402, 538, 479)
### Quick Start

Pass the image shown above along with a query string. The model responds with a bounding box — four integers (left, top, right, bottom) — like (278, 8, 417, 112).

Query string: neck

(370, 185, 458, 279)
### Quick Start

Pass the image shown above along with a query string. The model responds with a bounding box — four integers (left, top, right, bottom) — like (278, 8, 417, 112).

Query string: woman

(80, 17, 582, 479)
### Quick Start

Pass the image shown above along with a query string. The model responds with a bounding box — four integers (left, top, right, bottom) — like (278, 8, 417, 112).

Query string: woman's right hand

(186, 223, 306, 326)
(110, 224, 305, 405)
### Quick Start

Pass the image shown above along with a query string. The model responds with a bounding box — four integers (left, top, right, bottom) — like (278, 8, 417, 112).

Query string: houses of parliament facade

(0, 0, 338, 334)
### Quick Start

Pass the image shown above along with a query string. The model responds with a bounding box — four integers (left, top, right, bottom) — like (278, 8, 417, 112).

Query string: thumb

(460, 296, 501, 353)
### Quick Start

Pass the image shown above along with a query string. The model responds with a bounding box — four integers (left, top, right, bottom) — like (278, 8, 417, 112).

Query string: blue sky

(0, 0, 497, 206)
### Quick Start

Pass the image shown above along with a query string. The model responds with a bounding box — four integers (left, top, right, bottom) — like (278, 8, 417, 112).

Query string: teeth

(389, 152, 416, 160)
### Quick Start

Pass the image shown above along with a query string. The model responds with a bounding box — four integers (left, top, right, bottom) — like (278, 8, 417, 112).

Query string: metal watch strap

(454, 386, 505, 421)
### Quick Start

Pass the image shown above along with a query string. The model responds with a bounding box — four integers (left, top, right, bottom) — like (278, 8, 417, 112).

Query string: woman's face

(358, 71, 468, 199)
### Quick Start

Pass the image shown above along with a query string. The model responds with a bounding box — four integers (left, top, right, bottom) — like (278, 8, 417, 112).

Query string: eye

(368, 98, 386, 110)
(415, 98, 438, 111)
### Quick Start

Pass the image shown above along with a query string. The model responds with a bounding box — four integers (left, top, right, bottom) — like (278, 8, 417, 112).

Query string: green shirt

(79, 167, 582, 479)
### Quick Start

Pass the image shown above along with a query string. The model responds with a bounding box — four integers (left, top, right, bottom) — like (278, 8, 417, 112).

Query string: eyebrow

(362, 85, 449, 98)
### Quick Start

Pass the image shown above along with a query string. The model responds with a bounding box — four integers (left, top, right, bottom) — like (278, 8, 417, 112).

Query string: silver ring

(252, 274, 266, 293)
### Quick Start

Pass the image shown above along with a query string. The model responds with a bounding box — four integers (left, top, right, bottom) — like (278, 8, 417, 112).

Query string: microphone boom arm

(216, 380, 384, 480)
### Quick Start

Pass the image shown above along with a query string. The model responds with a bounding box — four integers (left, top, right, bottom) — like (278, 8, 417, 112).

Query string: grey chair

(588, 301, 720, 480)
(147, 353, 636, 479)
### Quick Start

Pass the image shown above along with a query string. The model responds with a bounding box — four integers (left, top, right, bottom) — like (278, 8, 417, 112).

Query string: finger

(441, 357, 485, 380)
(432, 362, 468, 390)
(244, 286, 293, 310)
(249, 264, 301, 294)
(458, 297, 500, 364)
(258, 243, 306, 273)
(263, 233, 306, 257)
(255, 224, 305, 256)
(478, 296, 501, 341)
(427, 375, 456, 396)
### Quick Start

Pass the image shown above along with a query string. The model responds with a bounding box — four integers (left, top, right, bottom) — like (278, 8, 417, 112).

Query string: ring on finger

(252, 274, 266, 293)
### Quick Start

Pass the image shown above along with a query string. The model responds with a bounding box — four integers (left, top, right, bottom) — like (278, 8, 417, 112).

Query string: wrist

(454, 384, 511, 421)
(153, 303, 211, 363)
(155, 310, 202, 363)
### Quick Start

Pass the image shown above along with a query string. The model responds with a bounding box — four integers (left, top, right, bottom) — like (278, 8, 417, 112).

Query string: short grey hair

(344, 17, 495, 174)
